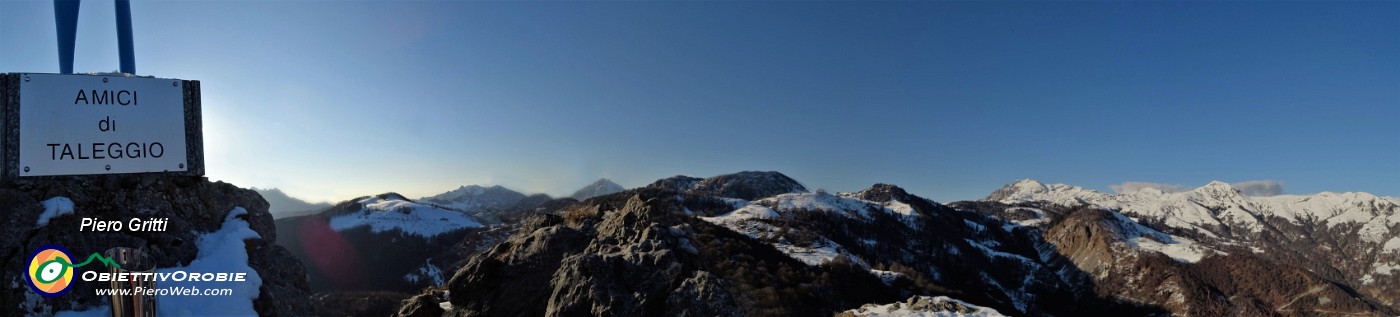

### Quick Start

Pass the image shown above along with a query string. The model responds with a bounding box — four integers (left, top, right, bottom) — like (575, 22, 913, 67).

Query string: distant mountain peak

(1185, 181, 1248, 207)
(420, 184, 527, 212)
(253, 187, 332, 218)
(1195, 181, 1237, 193)
(986, 179, 1105, 206)
(370, 192, 411, 202)
(570, 178, 625, 200)
(647, 171, 807, 200)
(1011, 178, 1046, 189)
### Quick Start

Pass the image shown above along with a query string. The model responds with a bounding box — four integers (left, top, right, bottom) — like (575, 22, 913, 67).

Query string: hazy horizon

(3, 1, 1396, 203)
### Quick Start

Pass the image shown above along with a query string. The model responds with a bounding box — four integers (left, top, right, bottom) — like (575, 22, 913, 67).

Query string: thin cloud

(1110, 182, 1186, 194)
(1233, 180, 1284, 196)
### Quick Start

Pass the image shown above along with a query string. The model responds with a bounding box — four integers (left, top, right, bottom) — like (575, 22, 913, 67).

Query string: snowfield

(1111, 212, 1221, 263)
(37, 197, 75, 227)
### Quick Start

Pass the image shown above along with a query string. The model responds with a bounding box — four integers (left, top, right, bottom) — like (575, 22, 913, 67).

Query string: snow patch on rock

(37, 197, 75, 227)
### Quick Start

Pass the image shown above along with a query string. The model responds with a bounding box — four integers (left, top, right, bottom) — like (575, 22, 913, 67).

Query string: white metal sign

(18, 74, 188, 176)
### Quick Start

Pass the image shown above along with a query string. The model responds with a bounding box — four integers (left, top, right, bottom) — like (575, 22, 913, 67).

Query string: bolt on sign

(0, 73, 204, 180)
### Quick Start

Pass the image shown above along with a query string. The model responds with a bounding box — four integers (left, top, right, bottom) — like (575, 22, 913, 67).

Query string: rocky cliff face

(2, 175, 310, 316)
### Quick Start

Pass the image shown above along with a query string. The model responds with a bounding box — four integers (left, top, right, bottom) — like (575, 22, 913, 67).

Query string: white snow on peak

(329, 195, 484, 238)
(843, 296, 1007, 317)
(1185, 182, 1249, 207)
(1198, 181, 1237, 192)
(37, 197, 75, 227)
(993, 179, 1109, 207)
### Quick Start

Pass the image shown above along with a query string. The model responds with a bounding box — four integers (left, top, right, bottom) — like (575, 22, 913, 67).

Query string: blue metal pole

(115, 0, 135, 74)
(54, 0, 81, 74)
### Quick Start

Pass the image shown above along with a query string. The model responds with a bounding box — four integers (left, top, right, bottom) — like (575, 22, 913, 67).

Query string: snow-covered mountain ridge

(990, 179, 1399, 240)
(987, 178, 1400, 310)
(327, 193, 484, 238)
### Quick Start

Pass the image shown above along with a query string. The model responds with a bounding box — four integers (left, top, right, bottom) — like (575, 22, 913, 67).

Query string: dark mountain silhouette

(254, 187, 332, 218)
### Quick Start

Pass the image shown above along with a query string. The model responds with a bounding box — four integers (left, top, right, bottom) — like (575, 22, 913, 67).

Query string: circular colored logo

(27, 244, 75, 298)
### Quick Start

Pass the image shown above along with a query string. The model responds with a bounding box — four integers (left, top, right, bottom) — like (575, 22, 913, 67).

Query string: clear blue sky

(3, 1, 1397, 203)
